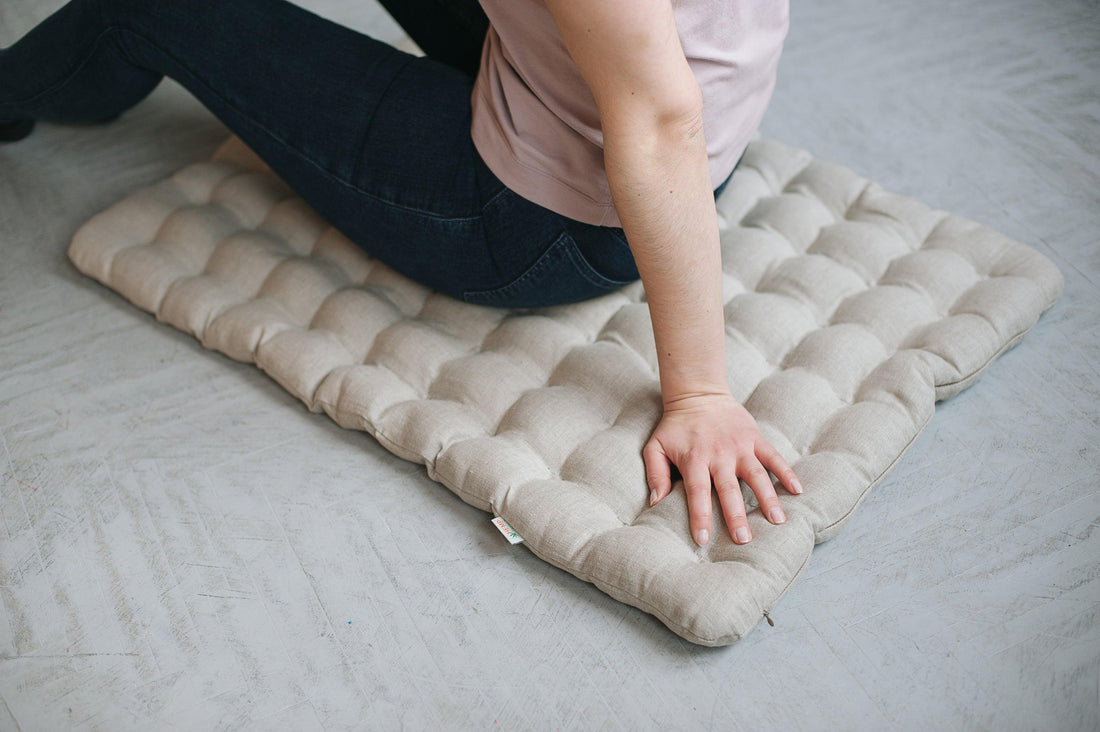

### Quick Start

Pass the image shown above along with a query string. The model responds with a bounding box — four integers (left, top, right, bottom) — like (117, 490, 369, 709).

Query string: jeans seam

(565, 241, 633, 288)
(463, 232, 570, 302)
(480, 184, 511, 211)
(588, 228, 638, 286)
(463, 231, 632, 304)
(3, 26, 123, 110)
(349, 51, 415, 185)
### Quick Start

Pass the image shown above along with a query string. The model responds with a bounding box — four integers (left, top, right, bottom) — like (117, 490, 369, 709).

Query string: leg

(376, 0, 488, 76)
(0, 0, 161, 140)
(1, 0, 638, 305)
(0, 2, 161, 126)
(0, 116, 34, 142)
(0, 0, 506, 295)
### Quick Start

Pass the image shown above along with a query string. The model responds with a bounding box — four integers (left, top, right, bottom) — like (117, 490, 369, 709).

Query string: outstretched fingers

(642, 431, 805, 545)
(740, 456, 785, 525)
(755, 441, 803, 495)
(681, 461, 713, 546)
(714, 467, 751, 544)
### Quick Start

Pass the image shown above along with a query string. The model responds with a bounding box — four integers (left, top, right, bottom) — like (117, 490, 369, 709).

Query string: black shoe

(0, 117, 35, 142)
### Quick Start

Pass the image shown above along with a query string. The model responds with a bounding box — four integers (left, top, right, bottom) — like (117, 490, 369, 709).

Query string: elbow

(657, 84, 705, 141)
(664, 103, 705, 147)
(598, 74, 707, 178)
(603, 81, 705, 148)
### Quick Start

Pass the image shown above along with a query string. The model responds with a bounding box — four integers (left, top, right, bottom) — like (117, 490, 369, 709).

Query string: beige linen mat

(68, 135, 1063, 645)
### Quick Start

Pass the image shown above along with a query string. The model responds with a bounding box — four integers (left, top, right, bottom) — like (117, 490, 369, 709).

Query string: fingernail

(696, 529, 709, 546)
(734, 526, 751, 544)
(791, 478, 803, 494)
(769, 507, 786, 524)
(649, 489, 657, 506)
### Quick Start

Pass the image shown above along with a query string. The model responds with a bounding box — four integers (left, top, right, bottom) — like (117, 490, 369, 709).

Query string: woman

(0, 0, 802, 546)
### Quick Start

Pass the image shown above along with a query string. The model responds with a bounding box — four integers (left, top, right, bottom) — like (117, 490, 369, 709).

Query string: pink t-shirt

(471, 0, 790, 228)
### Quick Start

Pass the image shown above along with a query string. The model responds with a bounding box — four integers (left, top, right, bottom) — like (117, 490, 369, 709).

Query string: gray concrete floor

(1, 0, 1097, 729)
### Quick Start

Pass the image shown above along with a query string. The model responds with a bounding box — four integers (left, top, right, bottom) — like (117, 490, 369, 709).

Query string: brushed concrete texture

(1, 0, 1097, 729)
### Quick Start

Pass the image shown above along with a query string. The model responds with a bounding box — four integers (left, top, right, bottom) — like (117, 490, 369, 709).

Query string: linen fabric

(471, 0, 789, 227)
(68, 135, 1063, 645)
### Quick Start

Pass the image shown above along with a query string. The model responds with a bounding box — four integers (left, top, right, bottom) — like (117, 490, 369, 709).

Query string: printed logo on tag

(491, 516, 524, 544)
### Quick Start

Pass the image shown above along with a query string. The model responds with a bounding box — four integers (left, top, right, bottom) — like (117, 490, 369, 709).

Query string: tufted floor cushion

(68, 136, 1063, 645)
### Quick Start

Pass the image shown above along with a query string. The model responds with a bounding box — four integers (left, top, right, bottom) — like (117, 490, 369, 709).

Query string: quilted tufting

(68, 136, 1062, 645)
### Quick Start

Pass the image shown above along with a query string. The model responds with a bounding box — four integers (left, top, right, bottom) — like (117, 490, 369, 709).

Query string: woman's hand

(542, 0, 801, 544)
(644, 392, 802, 546)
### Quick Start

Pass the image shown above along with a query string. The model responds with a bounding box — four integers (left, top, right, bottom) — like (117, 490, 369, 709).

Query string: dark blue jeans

(1, 0, 730, 307)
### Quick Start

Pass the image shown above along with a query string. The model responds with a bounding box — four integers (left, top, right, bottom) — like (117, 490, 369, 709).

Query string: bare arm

(544, 0, 802, 545)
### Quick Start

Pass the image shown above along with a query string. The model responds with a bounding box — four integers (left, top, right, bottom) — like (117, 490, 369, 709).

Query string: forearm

(539, 0, 728, 400)
(604, 116, 730, 405)
(543, 0, 799, 547)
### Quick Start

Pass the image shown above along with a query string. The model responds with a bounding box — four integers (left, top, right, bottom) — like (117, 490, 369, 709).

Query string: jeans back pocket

(462, 231, 634, 308)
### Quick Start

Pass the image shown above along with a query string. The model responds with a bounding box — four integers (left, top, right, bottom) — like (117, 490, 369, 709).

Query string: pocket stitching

(463, 232, 572, 304)
(563, 238, 635, 289)
(463, 231, 632, 305)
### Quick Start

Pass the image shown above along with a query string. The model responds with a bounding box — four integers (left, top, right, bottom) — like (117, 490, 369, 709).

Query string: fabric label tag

(491, 516, 524, 544)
